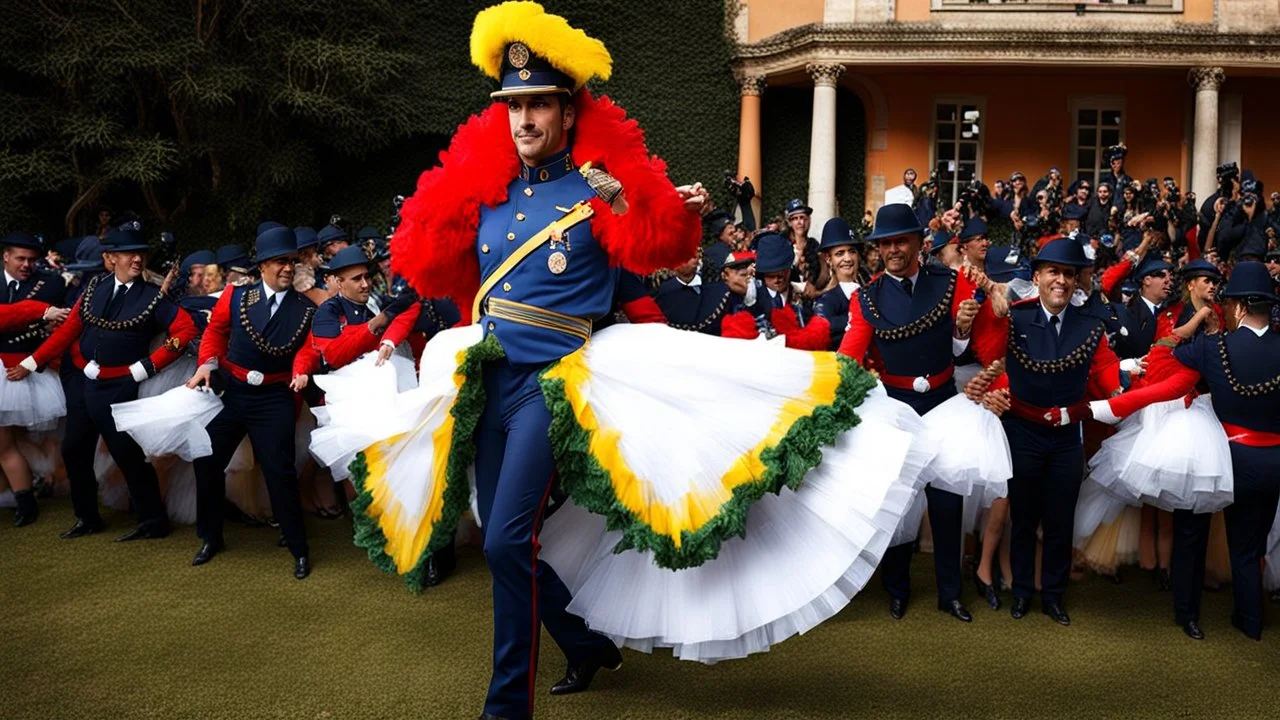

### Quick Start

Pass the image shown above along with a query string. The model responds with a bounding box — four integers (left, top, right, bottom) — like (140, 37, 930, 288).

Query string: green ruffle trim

(539, 353, 877, 570)
(347, 334, 504, 592)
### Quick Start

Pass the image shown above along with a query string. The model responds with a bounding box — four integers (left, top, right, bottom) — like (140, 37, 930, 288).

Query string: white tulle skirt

(138, 355, 198, 399)
(110, 386, 225, 461)
(540, 384, 933, 663)
(1265, 502, 1280, 592)
(1074, 477, 1131, 548)
(1088, 395, 1234, 513)
(919, 392, 1012, 504)
(0, 362, 66, 427)
(309, 351, 420, 481)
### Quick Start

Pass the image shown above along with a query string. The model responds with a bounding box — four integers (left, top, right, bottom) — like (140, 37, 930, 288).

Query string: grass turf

(2, 501, 1277, 719)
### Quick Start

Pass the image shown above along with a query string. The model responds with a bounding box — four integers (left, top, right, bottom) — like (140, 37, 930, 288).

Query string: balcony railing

(934, 0, 1179, 11)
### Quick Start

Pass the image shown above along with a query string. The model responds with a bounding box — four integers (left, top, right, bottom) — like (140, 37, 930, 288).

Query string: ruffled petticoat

(0, 361, 66, 428)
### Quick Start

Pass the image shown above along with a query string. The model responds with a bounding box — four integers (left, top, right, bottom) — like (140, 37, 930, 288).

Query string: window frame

(929, 96, 986, 210)
(1069, 96, 1126, 187)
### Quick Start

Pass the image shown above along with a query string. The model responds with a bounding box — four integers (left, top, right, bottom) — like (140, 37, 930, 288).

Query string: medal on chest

(548, 223, 573, 275)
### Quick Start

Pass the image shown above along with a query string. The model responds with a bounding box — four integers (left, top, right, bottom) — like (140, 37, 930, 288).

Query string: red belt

(1008, 396, 1068, 427)
(1222, 423, 1280, 448)
(68, 344, 138, 381)
(879, 365, 954, 393)
(223, 359, 291, 387)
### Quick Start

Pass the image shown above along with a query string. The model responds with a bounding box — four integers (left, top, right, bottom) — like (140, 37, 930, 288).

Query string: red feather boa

(391, 92, 701, 322)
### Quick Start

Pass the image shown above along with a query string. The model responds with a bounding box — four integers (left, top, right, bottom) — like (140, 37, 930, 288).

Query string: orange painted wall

(894, 0, 1213, 23)
(744, 0, 824, 42)
(852, 68, 1190, 210)
(1239, 79, 1280, 190)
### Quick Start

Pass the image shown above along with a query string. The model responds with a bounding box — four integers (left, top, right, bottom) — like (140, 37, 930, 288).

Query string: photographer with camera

(1204, 166, 1269, 262)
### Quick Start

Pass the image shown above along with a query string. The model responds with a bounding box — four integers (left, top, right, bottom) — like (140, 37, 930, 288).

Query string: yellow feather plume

(470, 1, 612, 90)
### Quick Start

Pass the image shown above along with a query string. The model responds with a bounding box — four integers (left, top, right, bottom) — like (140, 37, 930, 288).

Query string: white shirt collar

(1041, 302, 1066, 330)
(262, 281, 282, 305)
(113, 277, 133, 292)
(884, 269, 920, 287)
(1241, 323, 1269, 338)
(677, 274, 702, 289)
(3, 270, 19, 288)
(839, 281, 860, 298)
(1141, 296, 1160, 316)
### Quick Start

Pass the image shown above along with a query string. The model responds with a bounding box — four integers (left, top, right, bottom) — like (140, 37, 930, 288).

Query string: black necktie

(1049, 314, 1061, 347)
(107, 283, 128, 319)
(901, 277, 913, 297)
(1049, 315, 1060, 332)
(6, 280, 17, 303)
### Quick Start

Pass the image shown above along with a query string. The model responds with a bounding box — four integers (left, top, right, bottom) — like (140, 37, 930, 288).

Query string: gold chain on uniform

(860, 272, 956, 341)
(237, 287, 314, 357)
(77, 274, 163, 331)
(668, 289, 732, 333)
(1217, 334, 1280, 396)
(1008, 322, 1105, 374)
(2, 280, 51, 344)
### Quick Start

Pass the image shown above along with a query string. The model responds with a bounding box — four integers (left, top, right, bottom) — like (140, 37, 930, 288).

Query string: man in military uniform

(389, 6, 706, 716)
(1089, 262, 1280, 640)
(185, 225, 318, 579)
(12, 224, 197, 540)
(956, 216, 990, 270)
(1100, 144, 1133, 198)
(970, 238, 1123, 626)
(214, 244, 252, 286)
(1113, 256, 1172, 361)
(837, 203, 981, 623)
(316, 223, 350, 262)
(813, 217, 862, 350)
(0, 233, 69, 526)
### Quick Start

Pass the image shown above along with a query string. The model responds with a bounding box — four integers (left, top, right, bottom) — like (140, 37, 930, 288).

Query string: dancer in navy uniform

(0, 232, 69, 526)
(813, 217, 862, 351)
(185, 225, 317, 579)
(1089, 262, 1280, 640)
(837, 203, 982, 623)
(13, 224, 197, 540)
(970, 238, 1123, 626)
(654, 252, 735, 336)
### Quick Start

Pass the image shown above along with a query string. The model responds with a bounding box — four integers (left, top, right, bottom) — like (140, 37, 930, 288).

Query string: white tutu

(1074, 477, 1131, 548)
(0, 489, 13, 507)
(541, 384, 930, 663)
(138, 355, 198, 399)
(0, 361, 66, 427)
(918, 393, 1012, 505)
(1090, 396, 1233, 513)
(111, 386, 225, 462)
(1266, 503, 1280, 592)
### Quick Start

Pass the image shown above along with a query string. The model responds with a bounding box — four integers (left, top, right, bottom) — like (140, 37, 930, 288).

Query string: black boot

(13, 489, 38, 527)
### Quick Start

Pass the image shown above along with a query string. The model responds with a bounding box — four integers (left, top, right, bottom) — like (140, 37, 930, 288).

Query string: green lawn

(3, 501, 1277, 719)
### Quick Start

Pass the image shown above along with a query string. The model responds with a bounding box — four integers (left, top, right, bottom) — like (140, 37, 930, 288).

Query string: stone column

(806, 63, 844, 233)
(1188, 67, 1225, 202)
(736, 75, 767, 224)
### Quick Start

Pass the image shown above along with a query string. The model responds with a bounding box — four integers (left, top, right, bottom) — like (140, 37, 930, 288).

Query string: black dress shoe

(974, 573, 1001, 611)
(549, 643, 623, 696)
(60, 518, 105, 539)
(191, 540, 225, 566)
(1042, 601, 1071, 626)
(940, 599, 972, 623)
(1231, 613, 1262, 641)
(1010, 597, 1031, 620)
(426, 543, 458, 587)
(116, 522, 171, 542)
(1182, 620, 1205, 640)
(294, 556, 311, 580)
(888, 597, 908, 621)
(12, 489, 38, 527)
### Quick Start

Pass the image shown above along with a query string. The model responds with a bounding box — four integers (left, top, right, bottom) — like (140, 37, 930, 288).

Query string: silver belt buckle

(912, 376, 931, 394)
(246, 370, 264, 386)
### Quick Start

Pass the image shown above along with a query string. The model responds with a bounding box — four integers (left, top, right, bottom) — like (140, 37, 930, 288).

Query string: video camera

(723, 172, 756, 203)
(955, 178, 990, 221)
(1216, 162, 1239, 199)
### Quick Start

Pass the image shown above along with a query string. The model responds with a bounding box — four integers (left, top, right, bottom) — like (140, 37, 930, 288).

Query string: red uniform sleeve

(835, 292, 872, 364)
(1153, 304, 1176, 343)
(1086, 334, 1123, 399)
(147, 307, 197, 373)
(31, 299, 85, 368)
(1100, 257, 1134, 296)
(620, 296, 667, 324)
(383, 303, 421, 347)
(1107, 344, 1200, 418)
(293, 335, 321, 377)
(0, 300, 51, 333)
(951, 269, 977, 319)
(315, 323, 379, 370)
(197, 288, 235, 367)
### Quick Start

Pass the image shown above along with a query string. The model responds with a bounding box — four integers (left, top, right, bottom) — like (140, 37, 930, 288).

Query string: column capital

(1188, 67, 1225, 92)
(805, 63, 845, 88)
(739, 75, 767, 97)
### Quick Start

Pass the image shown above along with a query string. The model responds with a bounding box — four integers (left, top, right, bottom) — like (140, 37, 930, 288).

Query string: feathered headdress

(470, 2, 612, 94)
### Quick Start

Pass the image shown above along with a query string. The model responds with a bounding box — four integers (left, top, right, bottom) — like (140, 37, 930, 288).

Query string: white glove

(1119, 357, 1146, 375)
(1088, 399, 1121, 425)
(379, 339, 396, 350)
(129, 361, 150, 383)
(83, 360, 101, 380)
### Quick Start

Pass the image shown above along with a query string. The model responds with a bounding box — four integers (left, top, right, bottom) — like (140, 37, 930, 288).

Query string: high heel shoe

(973, 571, 1001, 611)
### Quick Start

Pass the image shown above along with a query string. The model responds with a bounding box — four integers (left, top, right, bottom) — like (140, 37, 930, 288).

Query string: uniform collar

(840, 281, 860, 298)
(113, 277, 134, 293)
(1140, 295, 1160, 316)
(519, 148, 575, 184)
(3, 270, 19, 287)
(677, 274, 702, 289)
(261, 281, 283, 305)
(1240, 323, 1269, 338)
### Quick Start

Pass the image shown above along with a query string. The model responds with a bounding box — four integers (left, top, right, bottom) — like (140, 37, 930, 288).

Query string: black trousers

(62, 373, 166, 526)
(880, 484, 964, 606)
(1171, 509, 1211, 624)
(1006, 418, 1084, 604)
(1223, 443, 1280, 638)
(193, 382, 308, 558)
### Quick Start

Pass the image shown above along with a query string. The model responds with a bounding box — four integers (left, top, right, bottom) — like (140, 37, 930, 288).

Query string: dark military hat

(1221, 262, 1278, 303)
(753, 232, 794, 275)
(323, 245, 374, 275)
(102, 221, 150, 253)
(819, 217, 859, 252)
(1031, 237, 1092, 269)
(1, 232, 44, 253)
(255, 226, 298, 264)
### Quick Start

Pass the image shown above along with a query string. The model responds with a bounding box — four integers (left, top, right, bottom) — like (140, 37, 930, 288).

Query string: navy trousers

(1005, 418, 1084, 604)
(879, 387, 964, 607)
(1223, 443, 1280, 638)
(62, 373, 165, 526)
(1171, 509, 1212, 624)
(194, 381, 309, 558)
(475, 358, 611, 720)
